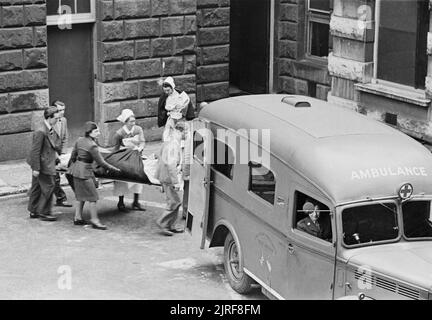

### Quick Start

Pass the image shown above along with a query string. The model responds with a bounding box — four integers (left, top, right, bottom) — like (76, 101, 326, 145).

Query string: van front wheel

(223, 233, 254, 294)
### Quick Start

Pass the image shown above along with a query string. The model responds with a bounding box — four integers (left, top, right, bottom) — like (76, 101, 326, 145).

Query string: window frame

(211, 138, 235, 180)
(292, 190, 333, 243)
(305, 0, 333, 61)
(46, 0, 96, 26)
(192, 131, 205, 165)
(247, 160, 277, 206)
(373, 0, 429, 90)
(401, 200, 432, 241)
(339, 200, 402, 249)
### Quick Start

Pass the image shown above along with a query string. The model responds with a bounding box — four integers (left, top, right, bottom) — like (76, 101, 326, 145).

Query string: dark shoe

(73, 219, 90, 226)
(117, 203, 129, 213)
(131, 202, 146, 211)
(55, 201, 73, 207)
(169, 227, 184, 234)
(39, 213, 57, 221)
(91, 221, 107, 230)
(29, 212, 39, 219)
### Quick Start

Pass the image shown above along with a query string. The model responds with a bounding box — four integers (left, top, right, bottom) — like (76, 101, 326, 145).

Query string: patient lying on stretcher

(104, 131, 184, 188)
(103, 149, 183, 188)
(58, 137, 184, 188)
(120, 135, 161, 185)
(97, 147, 162, 185)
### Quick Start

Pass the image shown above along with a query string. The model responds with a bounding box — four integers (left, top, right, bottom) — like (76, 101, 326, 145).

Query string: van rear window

(248, 161, 275, 204)
(212, 139, 234, 179)
(342, 203, 399, 246)
(193, 131, 204, 162)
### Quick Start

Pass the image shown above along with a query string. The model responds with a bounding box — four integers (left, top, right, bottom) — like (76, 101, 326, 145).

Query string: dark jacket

(297, 216, 321, 238)
(157, 90, 195, 127)
(68, 137, 117, 179)
(297, 216, 332, 241)
(158, 93, 168, 128)
(26, 123, 60, 176)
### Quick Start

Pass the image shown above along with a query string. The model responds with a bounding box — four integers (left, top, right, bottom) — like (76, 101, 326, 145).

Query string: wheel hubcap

(228, 242, 241, 279)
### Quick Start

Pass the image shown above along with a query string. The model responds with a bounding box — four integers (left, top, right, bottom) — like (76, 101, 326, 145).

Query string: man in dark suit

(27, 106, 61, 221)
(52, 100, 72, 207)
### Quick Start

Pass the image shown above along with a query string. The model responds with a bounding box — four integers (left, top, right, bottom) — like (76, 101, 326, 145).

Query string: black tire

(223, 233, 254, 294)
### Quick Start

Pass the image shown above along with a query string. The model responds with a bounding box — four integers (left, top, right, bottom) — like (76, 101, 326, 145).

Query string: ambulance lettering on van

(351, 167, 428, 180)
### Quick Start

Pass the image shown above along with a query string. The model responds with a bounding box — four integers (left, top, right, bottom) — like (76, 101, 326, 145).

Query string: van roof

(199, 94, 432, 204)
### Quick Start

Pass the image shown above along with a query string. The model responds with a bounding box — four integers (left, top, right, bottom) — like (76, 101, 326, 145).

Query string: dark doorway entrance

(230, 0, 270, 95)
(48, 23, 94, 145)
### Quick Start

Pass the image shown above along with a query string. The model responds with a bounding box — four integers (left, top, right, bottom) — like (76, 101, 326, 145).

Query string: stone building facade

(196, 0, 230, 102)
(281, 0, 432, 147)
(0, 0, 48, 161)
(2, 0, 431, 161)
(328, 0, 432, 145)
(0, 0, 240, 161)
(96, 0, 198, 145)
(277, 0, 332, 101)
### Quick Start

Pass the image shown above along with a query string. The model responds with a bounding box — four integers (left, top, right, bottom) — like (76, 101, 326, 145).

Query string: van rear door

(186, 118, 212, 249)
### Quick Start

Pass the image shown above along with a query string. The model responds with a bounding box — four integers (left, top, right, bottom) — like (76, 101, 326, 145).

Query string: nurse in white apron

(112, 109, 146, 212)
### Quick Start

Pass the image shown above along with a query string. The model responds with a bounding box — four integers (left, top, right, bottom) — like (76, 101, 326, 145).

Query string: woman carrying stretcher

(68, 121, 121, 230)
(112, 109, 146, 212)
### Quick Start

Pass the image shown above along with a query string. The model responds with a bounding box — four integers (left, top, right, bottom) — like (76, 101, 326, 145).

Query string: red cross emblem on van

(398, 183, 413, 199)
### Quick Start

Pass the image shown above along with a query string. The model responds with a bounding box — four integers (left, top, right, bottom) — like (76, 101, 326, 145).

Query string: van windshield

(402, 200, 432, 239)
(342, 203, 399, 246)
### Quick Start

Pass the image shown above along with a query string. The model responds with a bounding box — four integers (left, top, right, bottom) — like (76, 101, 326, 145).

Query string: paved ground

(0, 184, 266, 300)
(0, 142, 162, 197)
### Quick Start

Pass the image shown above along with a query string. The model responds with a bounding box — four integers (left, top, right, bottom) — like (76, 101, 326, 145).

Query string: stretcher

(56, 149, 162, 186)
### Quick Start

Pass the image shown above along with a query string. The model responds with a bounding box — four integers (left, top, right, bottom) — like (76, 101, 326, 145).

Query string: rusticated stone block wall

(328, 0, 374, 104)
(196, 0, 229, 102)
(0, 0, 48, 161)
(95, 0, 197, 146)
(277, 0, 331, 100)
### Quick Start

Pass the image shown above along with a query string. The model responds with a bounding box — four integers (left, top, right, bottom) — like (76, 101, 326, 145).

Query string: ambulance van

(186, 94, 432, 300)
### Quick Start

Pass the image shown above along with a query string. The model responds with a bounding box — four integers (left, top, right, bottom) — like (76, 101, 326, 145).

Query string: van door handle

(287, 244, 295, 255)
(202, 178, 213, 186)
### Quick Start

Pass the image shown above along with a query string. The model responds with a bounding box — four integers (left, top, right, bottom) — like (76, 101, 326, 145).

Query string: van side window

(294, 191, 332, 242)
(248, 161, 275, 204)
(193, 131, 204, 162)
(212, 139, 234, 179)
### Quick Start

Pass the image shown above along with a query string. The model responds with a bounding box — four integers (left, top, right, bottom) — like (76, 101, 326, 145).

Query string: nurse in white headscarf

(162, 77, 190, 126)
(112, 109, 146, 212)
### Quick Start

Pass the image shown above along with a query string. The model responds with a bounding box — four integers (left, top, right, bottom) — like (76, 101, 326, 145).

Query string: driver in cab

(297, 202, 332, 241)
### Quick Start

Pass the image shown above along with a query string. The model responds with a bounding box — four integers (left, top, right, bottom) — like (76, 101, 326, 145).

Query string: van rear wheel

(223, 233, 254, 294)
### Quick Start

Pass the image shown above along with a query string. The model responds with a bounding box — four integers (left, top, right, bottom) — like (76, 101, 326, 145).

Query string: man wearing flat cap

(27, 106, 61, 221)
(297, 202, 321, 238)
(297, 201, 332, 241)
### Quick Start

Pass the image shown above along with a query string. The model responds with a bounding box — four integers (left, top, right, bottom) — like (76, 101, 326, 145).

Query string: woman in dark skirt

(68, 121, 121, 230)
